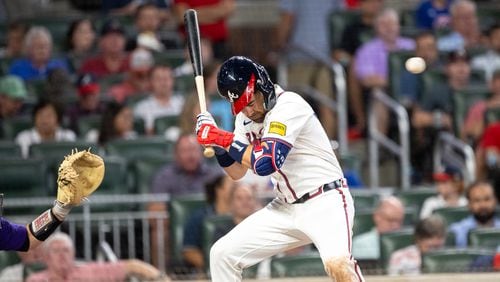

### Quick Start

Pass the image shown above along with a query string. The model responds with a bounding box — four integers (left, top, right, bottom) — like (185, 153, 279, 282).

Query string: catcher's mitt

(57, 149, 105, 206)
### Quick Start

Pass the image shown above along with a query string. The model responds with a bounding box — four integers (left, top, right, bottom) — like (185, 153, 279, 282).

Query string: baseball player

(0, 150, 104, 252)
(196, 56, 364, 281)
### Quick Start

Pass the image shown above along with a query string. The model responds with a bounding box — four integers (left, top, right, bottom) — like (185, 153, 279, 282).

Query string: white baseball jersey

(233, 85, 344, 203)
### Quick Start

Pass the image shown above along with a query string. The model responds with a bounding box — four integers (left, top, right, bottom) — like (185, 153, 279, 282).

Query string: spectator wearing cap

(449, 181, 500, 247)
(0, 75, 28, 122)
(437, 0, 481, 52)
(15, 100, 76, 158)
(133, 65, 184, 135)
(79, 19, 129, 79)
(64, 73, 107, 135)
(462, 70, 500, 145)
(419, 166, 467, 219)
(8, 26, 70, 81)
(108, 48, 154, 104)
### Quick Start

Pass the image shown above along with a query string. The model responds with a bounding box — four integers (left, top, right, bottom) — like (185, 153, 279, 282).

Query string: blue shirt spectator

(9, 57, 69, 81)
(415, 0, 452, 30)
(449, 216, 500, 247)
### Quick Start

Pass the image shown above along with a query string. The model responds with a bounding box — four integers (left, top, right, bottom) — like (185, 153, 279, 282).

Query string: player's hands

(195, 111, 217, 135)
(197, 124, 235, 148)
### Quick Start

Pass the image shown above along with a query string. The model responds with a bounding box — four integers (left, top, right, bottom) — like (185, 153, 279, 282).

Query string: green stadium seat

(422, 248, 495, 273)
(153, 115, 180, 136)
(328, 10, 362, 51)
(379, 228, 414, 271)
(105, 137, 174, 163)
(0, 251, 20, 271)
(453, 85, 490, 136)
(98, 156, 129, 195)
(153, 49, 185, 68)
(421, 69, 486, 103)
(396, 188, 437, 217)
(132, 156, 172, 195)
(484, 106, 500, 126)
(169, 194, 206, 265)
(352, 192, 379, 211)
(202, 215, 233, 270)
(1, 115, 32, 140)
(432, 206, 470, 225)
(174, 74, 195, 95)
(76, 114, 101, 138)
(468, 228, 500, 249)
(353, 210, 375, 236)
(0, 140, 22, 159)
(388, 50, 415, 100)
(271, 252, 326, 278)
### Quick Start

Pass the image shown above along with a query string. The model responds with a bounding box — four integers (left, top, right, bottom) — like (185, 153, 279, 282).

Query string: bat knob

(203, 147, 215, 158)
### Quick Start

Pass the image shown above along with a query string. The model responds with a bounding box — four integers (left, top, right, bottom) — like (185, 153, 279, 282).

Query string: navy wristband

(214, 147, 235, 167)
(228, 141, 248, 164)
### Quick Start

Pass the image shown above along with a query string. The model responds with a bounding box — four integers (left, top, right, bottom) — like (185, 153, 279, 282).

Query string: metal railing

(4, 194, 170, 272)
(433, 131, 476, 186)
(368, 88, 411, 190)
(276, 43, 349, 156)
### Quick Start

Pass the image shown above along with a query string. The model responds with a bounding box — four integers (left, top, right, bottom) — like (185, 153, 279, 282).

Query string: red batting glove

(197, 124, 235, 148)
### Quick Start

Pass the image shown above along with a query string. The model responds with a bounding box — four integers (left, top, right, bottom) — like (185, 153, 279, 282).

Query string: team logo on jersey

(227, 91, 239, 102)
(269, 122, 286, 136)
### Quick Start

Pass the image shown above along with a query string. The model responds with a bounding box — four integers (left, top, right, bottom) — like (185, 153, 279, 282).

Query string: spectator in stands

(471, 23, 500, 82)
(0, 247, 44, 281)
(147, 134, 222, 267)
(449, 181, 500, 247)
(352, 196, 405, 260)
(462, 70, 500, 144)
(172, 0, 235, 60)
(174, 37, 214, 78)
(0, 21, 28, 59)
(79, 19, 129, 79)
(420, 166, 467, 219)
(133, 65, 183, 136)
(64, 18, 97, 72)
(104, 0, 172, 23)
(26, 232, 168, 282)
(0, 75, 28, 122)
(15, 100, 76, 158)
(182, 174, 233, 275)
(109, 48, 154, 103)
(415, 0, 452, 31)
(276, 0, 345, 140)
(335, 0, 383, 63)
(9, 26, 69, 81)
(475, 121, 500, 200)
(352, 8, 415, 134)
(86, 102, 137, 145)
(65, 73, 107, 135)
(388, 215, 447, 275)
(127, 3, 172, 51)
(411, 49, 473, 181)
(437, 0, 481, 52)
(399, 31, 443, 108)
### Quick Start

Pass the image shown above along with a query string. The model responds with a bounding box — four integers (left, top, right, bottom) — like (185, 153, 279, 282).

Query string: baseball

(405, 57, 426, 74)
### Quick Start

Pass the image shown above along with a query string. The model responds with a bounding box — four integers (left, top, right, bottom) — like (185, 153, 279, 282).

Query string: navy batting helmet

(217, 56, 275, 115)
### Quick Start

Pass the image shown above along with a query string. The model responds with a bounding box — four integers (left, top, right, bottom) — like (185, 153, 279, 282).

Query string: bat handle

(203, 147, 215, 158)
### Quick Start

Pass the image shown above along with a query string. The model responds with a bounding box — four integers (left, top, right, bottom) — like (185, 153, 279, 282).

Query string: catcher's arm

(24, 150, 104, 250)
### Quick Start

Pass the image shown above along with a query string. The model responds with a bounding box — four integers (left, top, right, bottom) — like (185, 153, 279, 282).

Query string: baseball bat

(184, 9, 215, 158)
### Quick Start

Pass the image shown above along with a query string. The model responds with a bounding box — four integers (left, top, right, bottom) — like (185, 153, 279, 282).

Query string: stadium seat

(396, 188, 437, 217)
(328, 10, 362, 51)
(98, 156, 129, 195)
(153, 49, 185, 68)
(153, 115, 180, 136)
(484, 106, 500, 126)
(168, 194, 206, 265)
(271, 252, 326, 278)
(202, 215, 233, 269)
(422, 248, 495, 273)
(132, 155, 172, 195)
(0, 251, 20, 271)
(1, 115, 32, 140)
(351, 192, 379, 211)
(76, 114, 101, 138)
(0, 140, 22, 159)
(353, 210, 375, 236)
(174, 74, 195, 95)
(388, 50, 415, 100)
(468, 228, 500, 249)
(453, 85, 490, 136)
(105, 137, 174, 163)
(379, 228, 414, 272)
(432, 206, 470, 225)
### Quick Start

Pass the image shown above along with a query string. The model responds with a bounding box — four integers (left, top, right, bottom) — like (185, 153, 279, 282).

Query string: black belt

(292, 178, 346, 204)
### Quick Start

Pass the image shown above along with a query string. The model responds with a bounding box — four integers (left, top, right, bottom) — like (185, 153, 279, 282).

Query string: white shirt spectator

(133, 94, 184, 133)
(15, 128, 76, 158)
(419, 195, 468, 219)
(471, 50, 500, 82)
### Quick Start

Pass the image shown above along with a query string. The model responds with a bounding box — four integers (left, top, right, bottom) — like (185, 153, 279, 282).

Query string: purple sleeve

(0, 217, 29, 251)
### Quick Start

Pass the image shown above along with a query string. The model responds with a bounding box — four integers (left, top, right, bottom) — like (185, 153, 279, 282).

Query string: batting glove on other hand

(197, 124, 234, 148)
(195, 112, 217, 135)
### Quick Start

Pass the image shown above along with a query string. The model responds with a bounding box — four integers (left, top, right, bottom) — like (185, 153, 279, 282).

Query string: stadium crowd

(1, 0, 500, 280)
